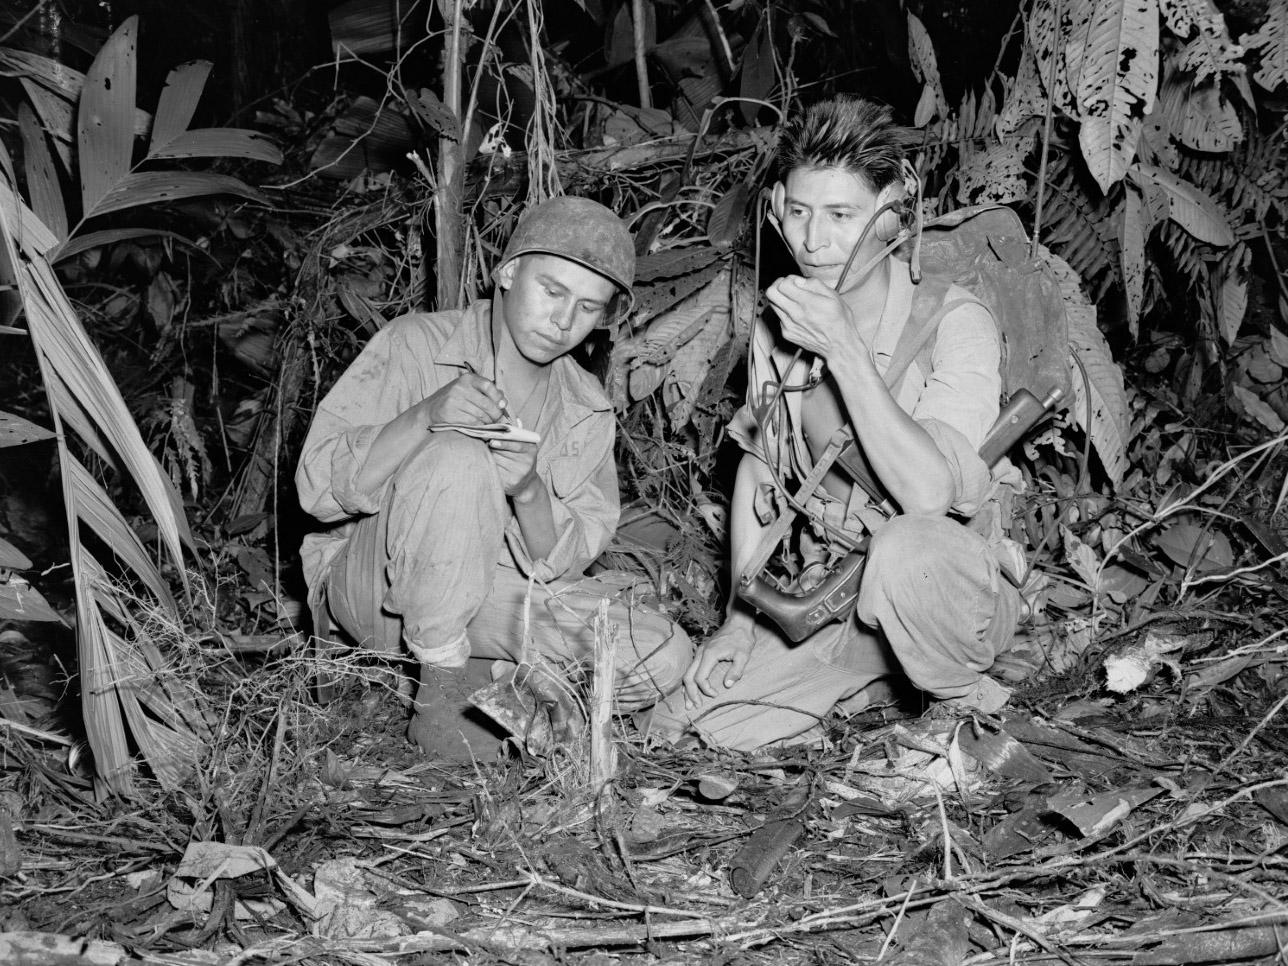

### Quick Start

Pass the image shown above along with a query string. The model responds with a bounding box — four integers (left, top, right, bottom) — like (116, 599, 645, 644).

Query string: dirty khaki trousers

(324, 433, 692, 711)
(647, 514, 1022, 750)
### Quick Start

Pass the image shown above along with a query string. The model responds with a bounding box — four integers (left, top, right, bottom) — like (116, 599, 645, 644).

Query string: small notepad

(430, 421, 541, 444)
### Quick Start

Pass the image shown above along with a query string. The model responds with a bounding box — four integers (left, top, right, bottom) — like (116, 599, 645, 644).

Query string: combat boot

(408, 661, 503, 762)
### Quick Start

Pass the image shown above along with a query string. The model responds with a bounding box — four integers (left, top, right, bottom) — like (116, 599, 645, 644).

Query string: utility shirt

(296, 299, 620, 600)
(730, 257, 1009, 529)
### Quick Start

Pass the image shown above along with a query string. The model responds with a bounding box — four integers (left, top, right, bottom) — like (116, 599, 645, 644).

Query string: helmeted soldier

(297, 196, 692, 760)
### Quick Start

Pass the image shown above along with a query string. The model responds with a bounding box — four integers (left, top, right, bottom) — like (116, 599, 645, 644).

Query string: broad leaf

(1233, 383, 1287, 432)
(1159, 72, 1242, 151)
(17, 103, 68, 241)
(53, 228, 209, 264)
(0, 48, 152, 139)
(1162, 0, 1245, 80)
(1216, 243, 1249, 344)
(19, 78, 75, 171)
(635, 246, 721, 282)
(956, 138, 1031, 205)
(148, 129, 283, 164)
(1119, 183, 1147, 333)
(1239, 0, 1288, 90)
(78, 16, 138, 214)
(151, 61, 211, 152)
(0, 578, 62, 622)
(707, 182, 750, 249)
(664, 306, 733, 428)
(408, 88, 462, 142)
(0, 409, 56, 447)
(0, 536, 31, 569)
(87, 171, 267, 220)
(1128, 163, 1234, 245)
(739, 19, 775, 125)
(329, 0, 400, 57)
(1040, 245, 1130, 486)
(0, 181, 198, 794)
(907, 12, 948, 127)
(997, 48, 1047, 135)
(1076, 0, 1160, 192)
(1028, 0, 1090, 117)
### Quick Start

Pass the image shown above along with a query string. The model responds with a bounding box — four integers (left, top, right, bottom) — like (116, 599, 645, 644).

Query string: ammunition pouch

(737, 549, 867, 643)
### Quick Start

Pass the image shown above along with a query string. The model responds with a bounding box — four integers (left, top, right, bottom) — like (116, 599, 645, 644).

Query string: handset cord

(747, 168, 924, 554)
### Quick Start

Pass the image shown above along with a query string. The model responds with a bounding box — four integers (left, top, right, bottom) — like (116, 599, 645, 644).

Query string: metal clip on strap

(738, 426, 852, 589)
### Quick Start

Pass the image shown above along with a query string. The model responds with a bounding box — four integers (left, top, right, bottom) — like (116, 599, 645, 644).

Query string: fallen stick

(589, 598, 616, 791)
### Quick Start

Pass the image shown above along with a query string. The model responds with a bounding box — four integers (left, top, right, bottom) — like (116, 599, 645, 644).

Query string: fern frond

(1153, 218, 1209, 294)
(1179, 118, 1287, 222)
(1037, 153, 1124, 299)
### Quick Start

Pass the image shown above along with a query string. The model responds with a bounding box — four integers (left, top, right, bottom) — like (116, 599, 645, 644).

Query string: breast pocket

(547, 459, 584, 499)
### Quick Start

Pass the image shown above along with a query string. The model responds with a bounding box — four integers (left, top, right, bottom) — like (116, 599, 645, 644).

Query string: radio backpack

(901, 203, 1072, 407)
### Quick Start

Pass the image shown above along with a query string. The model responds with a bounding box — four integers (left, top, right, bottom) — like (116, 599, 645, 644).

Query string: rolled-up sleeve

(507, 409, 620, 581)
(910, 300, 1001, 515)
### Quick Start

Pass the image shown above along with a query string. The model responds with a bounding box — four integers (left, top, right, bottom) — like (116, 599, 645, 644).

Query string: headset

(746, 158, 926, 562)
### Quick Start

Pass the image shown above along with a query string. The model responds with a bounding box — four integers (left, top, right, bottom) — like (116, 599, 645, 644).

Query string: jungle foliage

(1, 0, 1287, 795)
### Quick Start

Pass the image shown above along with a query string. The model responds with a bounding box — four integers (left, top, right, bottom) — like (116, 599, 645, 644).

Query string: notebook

(430, 422, 541, 444)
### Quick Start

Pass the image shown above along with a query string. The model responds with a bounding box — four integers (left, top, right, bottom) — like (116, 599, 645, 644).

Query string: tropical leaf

(9, 20, 278, 261)
(663, 307, 733, 428)
(0, 179, 198, 795)
(1159, 72, 1242, 151)
(1119, 182, 1148, 333)
(907, 12, 949, 127)
(148, 129, 282, 164)
(1233, 383, 1287, 432)
(150, 60, 209, 150)
(1040, 153, 1124, 298)
(0, 48, 152, 139)
(615, 269, 729, 404)
(1076, 0, 1161, 192)
(707, 183, 751, 250)
(328, 0, 399, 57)
(18, 78, 75, 171)
(17, 103, 68, 241)
(956, 137, 1032, 206)
(997, 44, 1048, 136)
(1161, 0, 1245, 80)
(739, 19, 775, 126)
(1179, 119, 1286, 222)
(1239, 0, 1288, 91)
(78, 16, 138, 214)
(1215, 242, 1249, 344)
(0, 409, 56, 447)
(1040, 245, 1130, 486)
(84, 172, 267, 221)
(54, 228, 208, 263)
(1028, 0, 1092, 118)
(1128, 163, 1234, 245)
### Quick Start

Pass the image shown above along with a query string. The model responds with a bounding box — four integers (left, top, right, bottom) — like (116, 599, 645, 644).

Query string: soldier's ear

(495, 258, 518, 289)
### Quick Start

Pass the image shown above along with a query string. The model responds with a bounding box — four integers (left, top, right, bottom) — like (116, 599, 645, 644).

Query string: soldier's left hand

(488, 438, 539, 496)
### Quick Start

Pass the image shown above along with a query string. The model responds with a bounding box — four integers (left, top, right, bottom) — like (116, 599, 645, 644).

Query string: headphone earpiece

(874, 184, 903, 242)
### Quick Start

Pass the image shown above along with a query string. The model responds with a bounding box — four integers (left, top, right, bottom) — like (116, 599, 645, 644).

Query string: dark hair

(776, 97, 913, 192)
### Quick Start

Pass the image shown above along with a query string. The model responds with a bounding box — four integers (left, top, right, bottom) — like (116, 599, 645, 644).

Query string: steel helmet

(498, 196, 636, 315)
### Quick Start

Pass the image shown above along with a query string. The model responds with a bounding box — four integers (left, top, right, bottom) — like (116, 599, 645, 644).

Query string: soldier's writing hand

(765, 275, 862, 361)
(682, 621, 755, 706)
(488, 438, 539, 496)
(417, 374, 508, 428)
